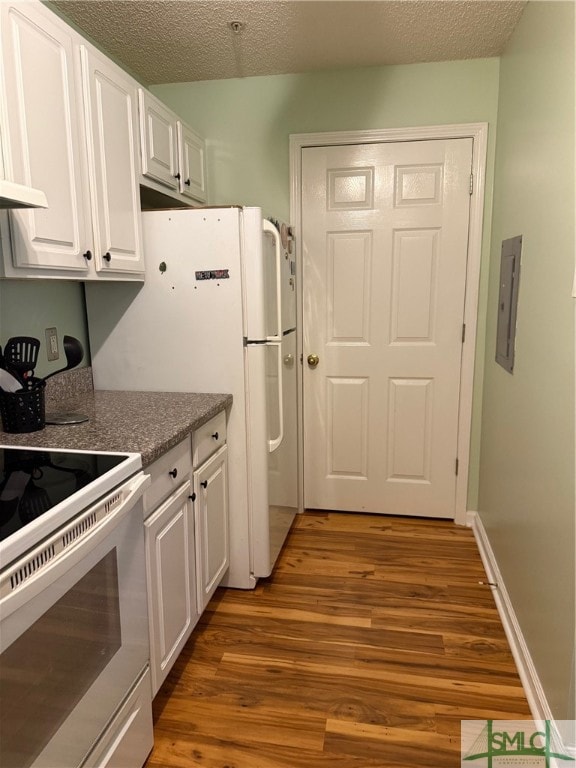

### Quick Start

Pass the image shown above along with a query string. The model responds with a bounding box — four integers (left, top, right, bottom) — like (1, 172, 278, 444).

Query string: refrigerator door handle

(268, 341, 284, 453)
(263, 220, 282, 342)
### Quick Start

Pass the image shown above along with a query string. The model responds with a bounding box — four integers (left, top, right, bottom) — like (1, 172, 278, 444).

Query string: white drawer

(82, 667, 153, 768)
(192, 411, 226, 467)
(144, 437, 192, 516)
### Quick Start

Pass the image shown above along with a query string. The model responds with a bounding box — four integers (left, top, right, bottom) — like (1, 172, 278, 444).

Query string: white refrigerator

(85, 207, 298, 589)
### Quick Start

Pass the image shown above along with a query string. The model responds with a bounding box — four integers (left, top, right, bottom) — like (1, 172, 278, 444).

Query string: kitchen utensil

(39, 336, 84, 384)
(0, 368, 24, 393)
(0, 342, 26, 386)
(4, 336, 40, 381)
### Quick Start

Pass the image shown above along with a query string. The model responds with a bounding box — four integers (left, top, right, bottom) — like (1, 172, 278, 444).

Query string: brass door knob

(307, 353, 320, 368)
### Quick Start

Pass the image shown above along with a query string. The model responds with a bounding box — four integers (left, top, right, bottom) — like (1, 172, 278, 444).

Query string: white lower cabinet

(145, 480, 198, 697)
(194, 444, 229, 613)
(144, 413, 229, 698)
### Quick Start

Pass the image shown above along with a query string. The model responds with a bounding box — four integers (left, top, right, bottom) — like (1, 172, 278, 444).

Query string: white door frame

(289, 123, 488, 526)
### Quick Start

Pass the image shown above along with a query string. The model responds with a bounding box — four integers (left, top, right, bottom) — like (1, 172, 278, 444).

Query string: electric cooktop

(0, 446, 142, 565)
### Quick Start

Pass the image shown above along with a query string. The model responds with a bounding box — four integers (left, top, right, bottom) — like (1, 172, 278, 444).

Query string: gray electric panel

(496, 235, 522, 373)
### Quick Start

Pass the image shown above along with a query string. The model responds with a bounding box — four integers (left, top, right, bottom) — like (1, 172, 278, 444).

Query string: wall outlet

(45, 327, 59, 361)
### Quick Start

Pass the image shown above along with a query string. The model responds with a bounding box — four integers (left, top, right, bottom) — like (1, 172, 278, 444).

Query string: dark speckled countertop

(0, 389, 232, 467)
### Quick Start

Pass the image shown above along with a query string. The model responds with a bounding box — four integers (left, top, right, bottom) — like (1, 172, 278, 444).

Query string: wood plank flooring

(145, 512, 530, 768)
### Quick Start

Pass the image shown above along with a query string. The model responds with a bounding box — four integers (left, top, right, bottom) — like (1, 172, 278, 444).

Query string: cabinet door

(138, 89, 179, 191)
(81, 46, 144, 276)
(194, 445, 229, 613)
(1, 2, 91, 273)
(145, 481, 198, 697)
(177, 121, 207, 203)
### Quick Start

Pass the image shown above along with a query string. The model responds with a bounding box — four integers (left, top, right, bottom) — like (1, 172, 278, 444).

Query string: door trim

(289, 123, 488, 525)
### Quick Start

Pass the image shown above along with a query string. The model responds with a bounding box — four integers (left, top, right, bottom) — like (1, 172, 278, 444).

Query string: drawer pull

(168, 468, 178, 479)
(200, 480, 208, 489)
(212, 432, 219, 440)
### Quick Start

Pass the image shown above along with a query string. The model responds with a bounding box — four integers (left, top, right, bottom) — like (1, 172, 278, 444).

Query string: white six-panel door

(302, 138, 473, 518)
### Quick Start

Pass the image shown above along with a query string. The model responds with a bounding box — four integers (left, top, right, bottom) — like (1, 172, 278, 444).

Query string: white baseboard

(467, 511, 575, 760)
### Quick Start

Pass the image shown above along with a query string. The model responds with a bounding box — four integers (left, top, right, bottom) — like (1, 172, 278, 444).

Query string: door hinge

(462, 323, 466, 343)
(469, 173, 474, 195)
(455, 458, 459, 476)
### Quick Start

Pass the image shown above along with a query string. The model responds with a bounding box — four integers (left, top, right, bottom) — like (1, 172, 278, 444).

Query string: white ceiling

(51, 0, 527, 85)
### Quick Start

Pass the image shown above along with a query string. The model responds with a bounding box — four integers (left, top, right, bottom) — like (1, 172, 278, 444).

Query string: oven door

(0, 472, 151, 768)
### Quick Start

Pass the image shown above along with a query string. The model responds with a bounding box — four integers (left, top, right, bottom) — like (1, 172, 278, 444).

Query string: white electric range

(0, 445, 153, 768)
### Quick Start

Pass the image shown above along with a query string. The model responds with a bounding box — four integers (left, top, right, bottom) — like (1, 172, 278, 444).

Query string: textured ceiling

(51, 0, 527, 85)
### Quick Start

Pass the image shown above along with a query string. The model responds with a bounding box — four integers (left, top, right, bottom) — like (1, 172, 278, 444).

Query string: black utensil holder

(0, 380, 46, 433)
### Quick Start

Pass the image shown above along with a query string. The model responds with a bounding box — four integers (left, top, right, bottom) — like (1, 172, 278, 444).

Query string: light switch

(495, 236, 522, 373)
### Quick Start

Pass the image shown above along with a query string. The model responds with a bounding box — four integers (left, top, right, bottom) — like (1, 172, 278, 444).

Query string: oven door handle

(0, 472, 150, 619)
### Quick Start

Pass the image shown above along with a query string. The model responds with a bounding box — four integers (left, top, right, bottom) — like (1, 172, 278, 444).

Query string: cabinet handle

(185, 178, 191, 186)
(174, 172, 181, 181)
(103, 252, 112, 262)
(189, 492, 196, 502)
(212, 432, 219, 440)
(168, 468, 178, 479)
(200, 480, 208, 489)
(83, 250, 92, 261)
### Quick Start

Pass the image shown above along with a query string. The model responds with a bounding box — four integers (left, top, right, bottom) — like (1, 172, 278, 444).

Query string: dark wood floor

(145, 512, 530, 768)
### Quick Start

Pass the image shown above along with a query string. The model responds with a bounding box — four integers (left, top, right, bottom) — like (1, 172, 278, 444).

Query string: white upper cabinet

(138, 90, 179, 191)
(1, 1, 92, 275)
(0, 0, 208, 279)
(0, 1, 144, 279)
(80, 46, 144, 275)
(139, 88, 207, 204)
(177, 121, 207, 203)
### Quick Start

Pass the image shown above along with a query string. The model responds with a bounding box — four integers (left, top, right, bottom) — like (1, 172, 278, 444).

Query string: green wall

(479, 2, 575, 719)
(0, 280, 89, 377)
(1, 6, 572, 721)
(153, 57, 501, 510)
(153, 58, 499, 221)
